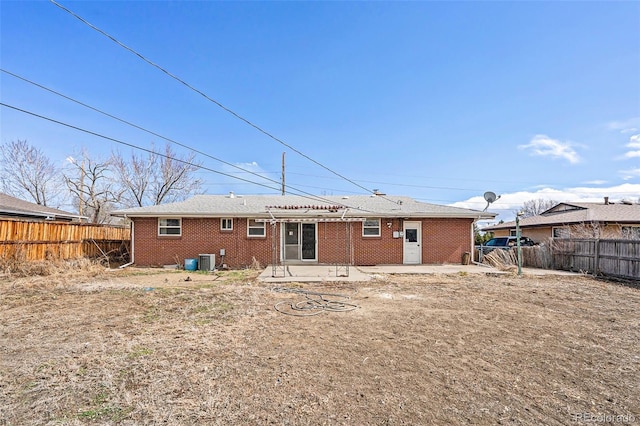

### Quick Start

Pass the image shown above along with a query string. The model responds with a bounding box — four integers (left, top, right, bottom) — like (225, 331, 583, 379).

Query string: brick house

(112, 193, 495, 268)
(483, 198, 640, 242)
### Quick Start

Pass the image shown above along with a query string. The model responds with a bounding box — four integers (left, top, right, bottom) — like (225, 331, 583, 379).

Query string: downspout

(119, 217, 134, 268)
(470, 219, 475, 263)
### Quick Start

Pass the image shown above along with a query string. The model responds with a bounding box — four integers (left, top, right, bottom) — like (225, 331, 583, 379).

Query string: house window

(158, 218, 181, 236)
(509, 230, 517, 236)
(221, 218, 233, 231)
(622, 226, 640, 240)
(363, 219, 381, 237)
(552, 227, 570, 238)
(247, 219, 266, 237)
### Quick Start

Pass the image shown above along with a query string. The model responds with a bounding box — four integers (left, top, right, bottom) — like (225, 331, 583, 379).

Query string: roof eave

(114, 211, 496, 220)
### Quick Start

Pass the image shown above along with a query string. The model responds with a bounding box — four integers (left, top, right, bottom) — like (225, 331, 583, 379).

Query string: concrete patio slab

(358, 264, 580, 276)
(258, 264, 371, 283)
(258, 264, 581, 283)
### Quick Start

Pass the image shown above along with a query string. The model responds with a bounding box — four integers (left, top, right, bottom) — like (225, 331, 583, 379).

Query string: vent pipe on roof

(229, 192, 235, 199)
(604, 196, 609, 205)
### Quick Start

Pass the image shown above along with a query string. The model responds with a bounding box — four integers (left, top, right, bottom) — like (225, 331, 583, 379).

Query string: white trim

(131, 220, 134, 263)
(158, 218, 181, 236)
(403, 221, 422, 264)
(247, 219, 266, 237)
(281, 222, 318, 262)
(221, 218, 233, 231)
(362, 218, 381, 237)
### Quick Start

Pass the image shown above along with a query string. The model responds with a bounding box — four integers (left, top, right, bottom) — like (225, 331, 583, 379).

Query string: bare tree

(64, 151, 122, 223)
(0, 140, 64, 206)
(516, 199, 559, 218)
(569, 221, 603, 239)
(111, 148, 157, 208)
(112, 143, 202, 208)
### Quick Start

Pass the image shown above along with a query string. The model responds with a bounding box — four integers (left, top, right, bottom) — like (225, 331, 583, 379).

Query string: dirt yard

(1, 267, 638, 425)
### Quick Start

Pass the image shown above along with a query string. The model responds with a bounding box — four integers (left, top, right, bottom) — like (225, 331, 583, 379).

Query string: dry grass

(1, 268, 639, 425)
(0, 256, 110, 280)
(481, 248, 518, 270)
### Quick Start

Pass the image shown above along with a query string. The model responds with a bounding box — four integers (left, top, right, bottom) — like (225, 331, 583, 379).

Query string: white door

(403, 221, 422, 264)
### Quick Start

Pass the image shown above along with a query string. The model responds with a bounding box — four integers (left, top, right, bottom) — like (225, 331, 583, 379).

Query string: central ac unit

(198, 254, 215, 271)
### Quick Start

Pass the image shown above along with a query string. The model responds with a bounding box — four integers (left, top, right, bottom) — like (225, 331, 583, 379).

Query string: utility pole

(281, 152, 285, 195)
(516, 212, 523, 276)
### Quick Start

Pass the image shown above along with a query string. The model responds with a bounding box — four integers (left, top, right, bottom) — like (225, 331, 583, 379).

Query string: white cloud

(622, 134, 640, 159)
(583, 180, 607, 185)
(627, 134, 640, 148)
(619, 168, 640, 180)
(518, 135, 581, 164)
(609, 134, 640, 160)
(451, 183, 640, 223)
(608, 117, 640, 133)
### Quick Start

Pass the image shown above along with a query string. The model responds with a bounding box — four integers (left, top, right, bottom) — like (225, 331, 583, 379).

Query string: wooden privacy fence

(482, 239, 640, 280)
(551, 238, 640, 280)
(0, 219, 130, 262)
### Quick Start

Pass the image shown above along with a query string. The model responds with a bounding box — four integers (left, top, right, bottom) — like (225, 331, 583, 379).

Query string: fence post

(594, 239, 600, 276)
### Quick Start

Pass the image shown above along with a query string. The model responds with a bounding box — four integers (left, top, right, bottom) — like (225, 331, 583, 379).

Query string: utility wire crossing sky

(1, 0, 638, 222)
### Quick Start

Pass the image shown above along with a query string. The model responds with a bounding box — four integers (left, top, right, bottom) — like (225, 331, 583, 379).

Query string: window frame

(221, 218, 233, 231)
(622, 226, 640, 239)
(362, 218, 381, 237)
(247, 219, 266, 237)
(158, 218, 182, 236)
(552, 226, 570, 238)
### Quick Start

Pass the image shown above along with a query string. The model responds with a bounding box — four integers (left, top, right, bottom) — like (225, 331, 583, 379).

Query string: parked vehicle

(477, 236, 536, 255)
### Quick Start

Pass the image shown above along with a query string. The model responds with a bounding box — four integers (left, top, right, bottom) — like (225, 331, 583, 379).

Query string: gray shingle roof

(112, 194, 495, 220)
(483, 201, 640, 230)
(0, 192, 82, 221)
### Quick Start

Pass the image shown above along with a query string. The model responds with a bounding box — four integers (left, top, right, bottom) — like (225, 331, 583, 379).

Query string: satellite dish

(484, 191, 497, 203)
(483, 191, 500, 211)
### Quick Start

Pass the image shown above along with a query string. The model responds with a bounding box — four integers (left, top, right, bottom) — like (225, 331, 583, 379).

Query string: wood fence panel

(521, 245, 552, 269)
(596, 239, 640, 280)
(550, 239, 596, 273)
(526, 238, 640, 280)
(0, 219, 130, 262)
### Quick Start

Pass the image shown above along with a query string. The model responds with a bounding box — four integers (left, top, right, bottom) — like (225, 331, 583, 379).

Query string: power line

(0, 102, 374, 211)
(0, 68, 377, 211)
(49, 0, 386, 200)
(1, 69, 279, 191)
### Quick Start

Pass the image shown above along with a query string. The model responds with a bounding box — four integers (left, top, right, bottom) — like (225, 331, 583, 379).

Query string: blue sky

(1, 0, 639, 222)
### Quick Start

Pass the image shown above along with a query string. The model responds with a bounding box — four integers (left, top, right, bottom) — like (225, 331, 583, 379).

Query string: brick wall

(133, 217, 272, 268)
(132, 216, 474, 267)
(423, 218, 473, 264)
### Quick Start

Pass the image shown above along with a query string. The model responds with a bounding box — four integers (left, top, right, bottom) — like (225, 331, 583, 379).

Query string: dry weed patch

(1, 270, 638, 425)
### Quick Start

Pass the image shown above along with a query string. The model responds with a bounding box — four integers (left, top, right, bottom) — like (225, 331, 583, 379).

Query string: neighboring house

(0, 192, 84, 222)
(111, 193, 495, 268)
(483, 198, 640, 242)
